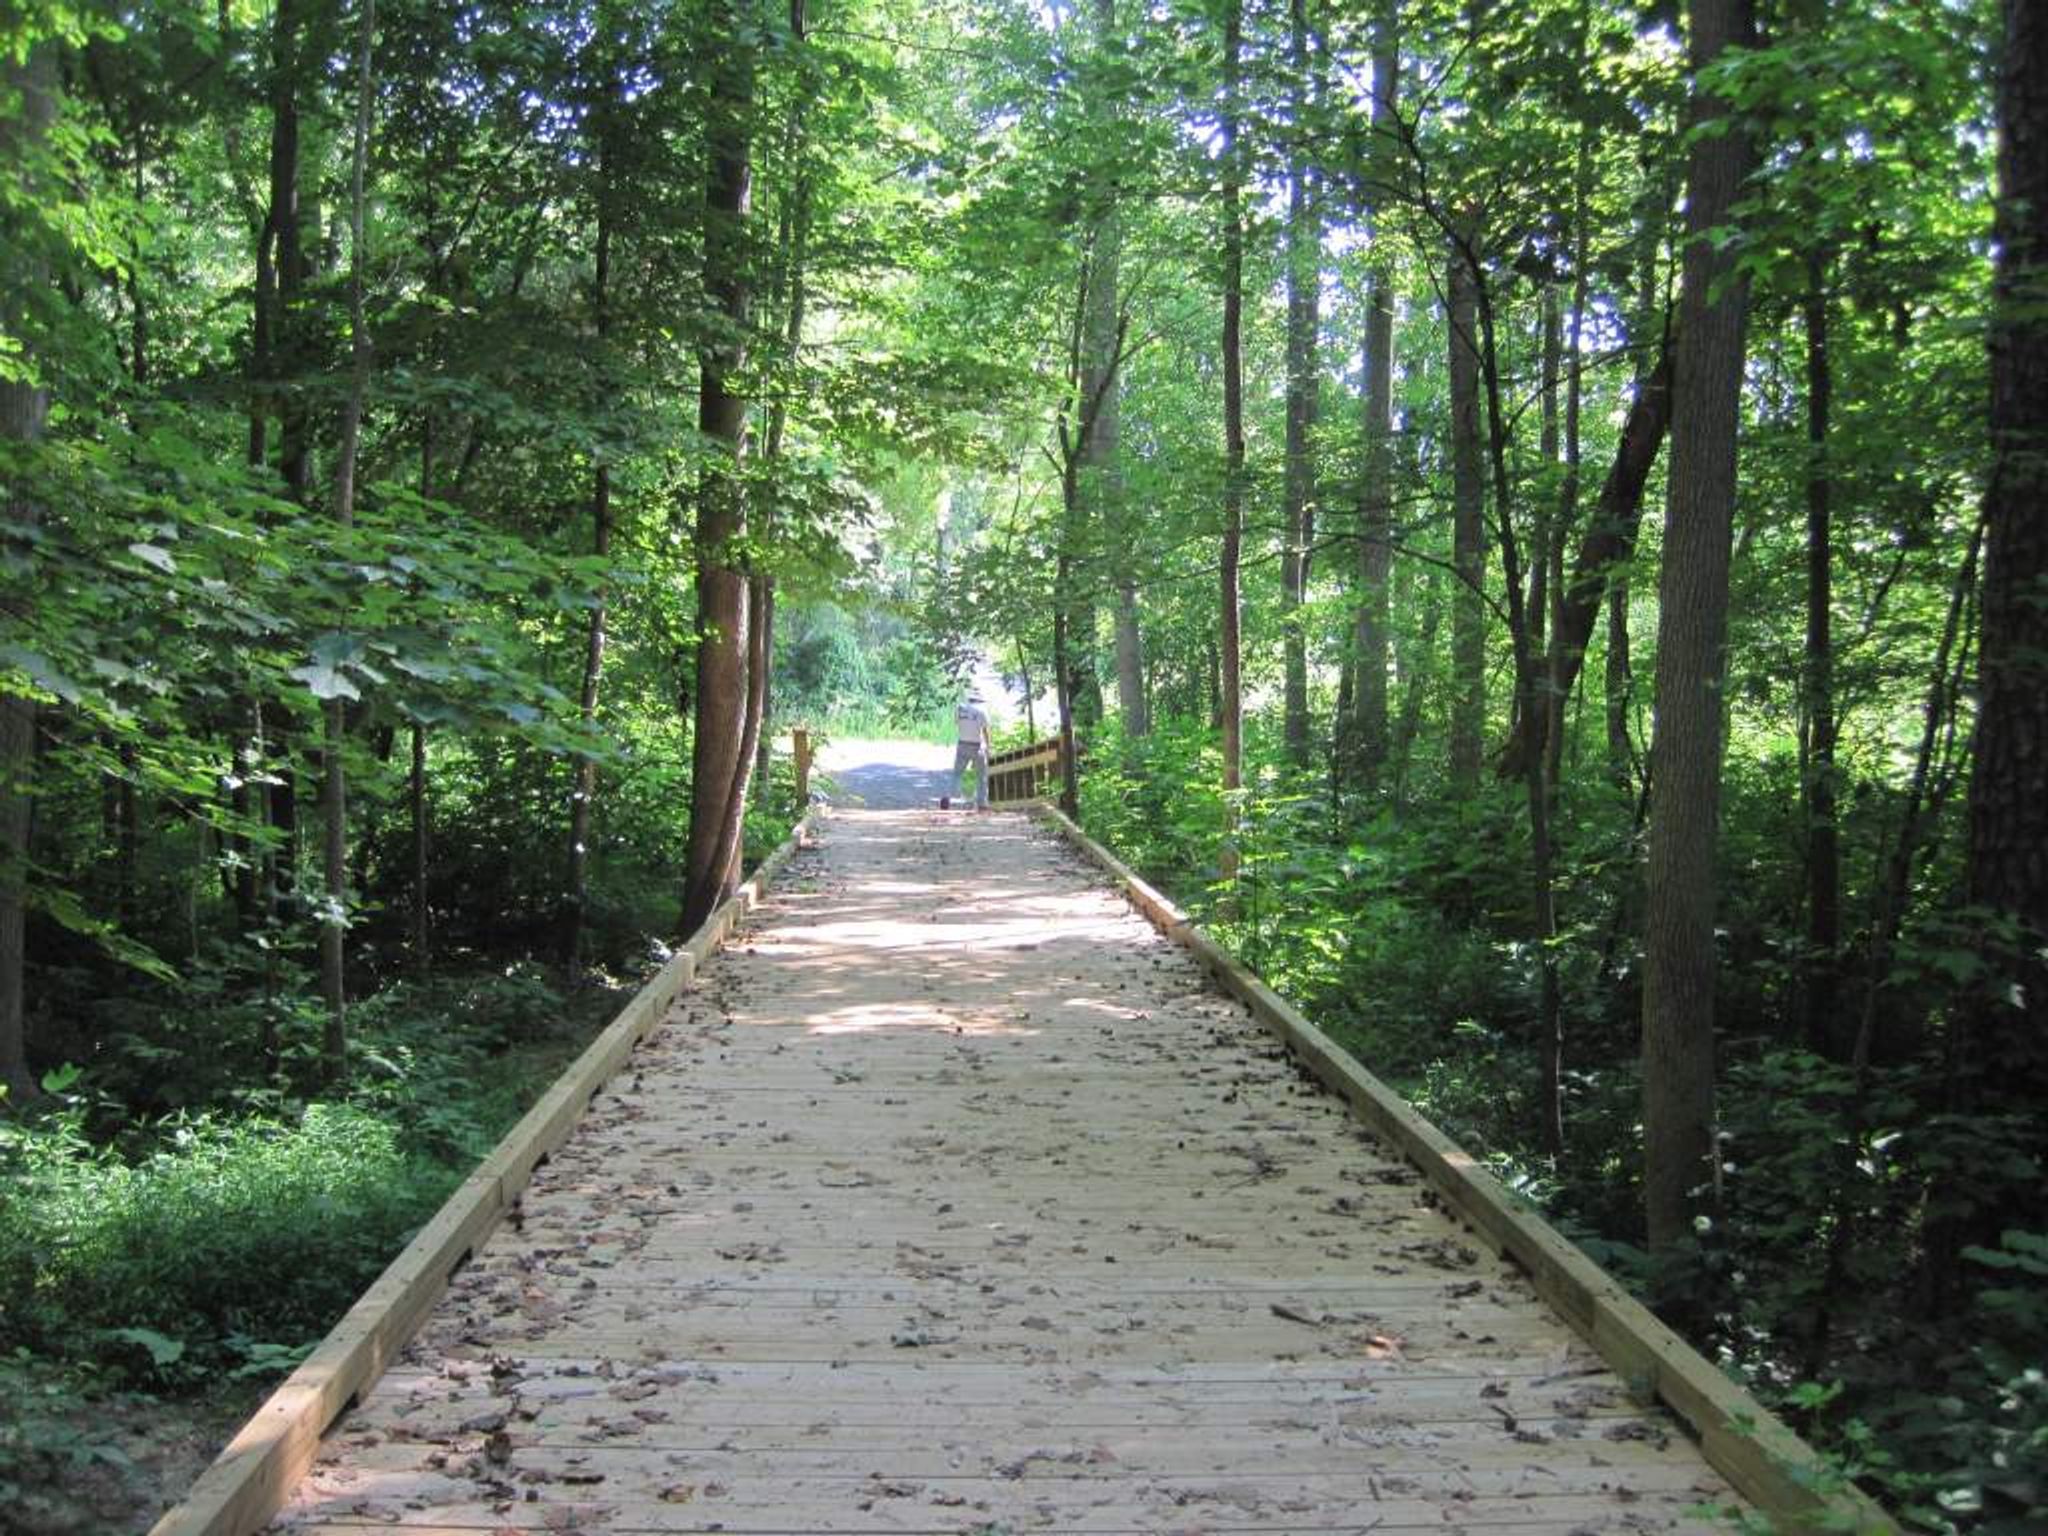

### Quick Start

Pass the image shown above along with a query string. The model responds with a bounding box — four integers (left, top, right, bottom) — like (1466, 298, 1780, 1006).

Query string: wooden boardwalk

(273, 809, 1741, 1535)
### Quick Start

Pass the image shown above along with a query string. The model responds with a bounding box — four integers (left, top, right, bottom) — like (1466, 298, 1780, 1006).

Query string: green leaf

(290, 662, 360, 700)
(104, 1327, 186, 1368)
(0, 644, 85, 705)
(126, 542, 177, 573)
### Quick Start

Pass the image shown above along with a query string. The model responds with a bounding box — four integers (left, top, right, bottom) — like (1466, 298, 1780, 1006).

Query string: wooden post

(792, 727, 812, 811)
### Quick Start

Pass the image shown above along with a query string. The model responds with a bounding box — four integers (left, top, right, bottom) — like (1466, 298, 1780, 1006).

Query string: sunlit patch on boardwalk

(272, 807, 1742, 1535)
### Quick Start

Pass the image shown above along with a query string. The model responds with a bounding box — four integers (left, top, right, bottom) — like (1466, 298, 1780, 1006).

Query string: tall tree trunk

(1932, 0, 2048, 1298)
(1392, 566, 1442, 807)
(1800, 254, 1840, 1054)
(564, 114, 615, 971)
(0, 43, 55, 1107)
(319, 0, 376, 1082)
(254, 0, 308, 930)
(1069, 0, 1144, 743)
(1447, 244, 1487, 798)
(751, 0, 816, 804)
(409, 721, 428, 970)
(679, 0, 757, 937)
(1112, 581, 1147, 738)
(565, 461, 611, 963)
(115, 745, 137, 934)
(1082, 195, 1132, 743)
(1641, 0, 1755, 1256)
(1279, 0, 1320, 766)
(408, 369, 434, 972)
(266, 0, 310, 503)
(1534, 286, 1560, 662)
(1339, 2, 1397, 792)
(714, 557, 772, 894)
(1605, 571, 1634, 787)
(1218, 0, 1246, 887)
(1465, 250, 1566, 1157)
(1054, 545, 1081, 819)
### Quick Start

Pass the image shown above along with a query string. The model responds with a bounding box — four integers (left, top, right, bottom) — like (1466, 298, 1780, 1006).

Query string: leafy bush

(0, 1102, 453, 1386)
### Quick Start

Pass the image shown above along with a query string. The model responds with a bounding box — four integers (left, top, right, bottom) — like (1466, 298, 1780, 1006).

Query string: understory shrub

(0, 1102, 452, 1385)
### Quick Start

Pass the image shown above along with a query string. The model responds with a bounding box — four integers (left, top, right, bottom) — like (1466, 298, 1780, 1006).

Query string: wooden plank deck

(271, 808, 1745, 1535)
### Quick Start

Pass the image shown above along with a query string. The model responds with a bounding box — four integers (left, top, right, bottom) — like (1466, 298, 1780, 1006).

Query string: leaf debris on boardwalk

(275, 808, 1741, 1534)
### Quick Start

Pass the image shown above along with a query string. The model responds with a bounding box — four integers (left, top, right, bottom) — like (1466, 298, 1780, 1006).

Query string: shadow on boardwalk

(271, 808, 1742, 1534)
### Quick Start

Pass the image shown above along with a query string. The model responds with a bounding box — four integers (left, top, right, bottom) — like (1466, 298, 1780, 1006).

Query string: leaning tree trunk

(0, 43, 55, 1106)
(1641, 0, 1756, 1256)
(1497, 344, 1672, 782)
(679, 0, 758, 938)
(1446, 244, 1487, 799)
(1218, 0, 1246, 888)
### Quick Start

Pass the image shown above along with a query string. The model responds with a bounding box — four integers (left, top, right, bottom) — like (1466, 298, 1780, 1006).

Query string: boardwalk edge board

(1033, 803, 1897, 1536)
(145, 815, 814, 1536)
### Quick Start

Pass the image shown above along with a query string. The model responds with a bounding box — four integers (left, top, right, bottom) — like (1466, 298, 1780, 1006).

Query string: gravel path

(816, 736, 970, 811)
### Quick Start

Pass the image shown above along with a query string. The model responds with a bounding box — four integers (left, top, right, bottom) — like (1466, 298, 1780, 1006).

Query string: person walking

(951, 692, 992, 810)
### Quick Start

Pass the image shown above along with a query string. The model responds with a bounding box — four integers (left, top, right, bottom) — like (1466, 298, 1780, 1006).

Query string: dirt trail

(272, 807, 1740, 1533)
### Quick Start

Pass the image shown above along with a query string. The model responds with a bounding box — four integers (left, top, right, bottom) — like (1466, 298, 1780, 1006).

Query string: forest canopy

(2, 0, 2044, 1529)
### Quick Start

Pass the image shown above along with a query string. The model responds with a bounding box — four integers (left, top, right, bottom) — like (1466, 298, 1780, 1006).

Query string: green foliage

(0, 1352, 135, 1516)
(0, 962, 625, 1392)
(1075, 701, 2031, 1529)
(0, 1101, 451, 1386)
(0, 0, 2029, 1529)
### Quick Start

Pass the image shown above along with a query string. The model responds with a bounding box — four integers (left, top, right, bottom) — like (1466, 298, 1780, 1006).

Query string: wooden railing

(987, 736, 1063, 805)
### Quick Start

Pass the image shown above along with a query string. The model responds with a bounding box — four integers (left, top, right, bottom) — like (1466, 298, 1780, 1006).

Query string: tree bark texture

(1942, 0, 2048, 1274)
(409, 721, 428, 969)
(265, 0, 311, 502)
(1967, 0, 2048, 960)
(680, 0, 757, 938)
(753, 0, 814, 803)
(0, 43, 55, 1105)
(1080, 190, 1133, 740)
(1392, 565, 1441, 806)
(1466, 246, 1566, 1159)
(1642, 0, 1755, 1255)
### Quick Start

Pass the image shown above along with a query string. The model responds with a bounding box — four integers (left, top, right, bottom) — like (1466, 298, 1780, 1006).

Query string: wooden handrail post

(792, 728, 812, 811)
